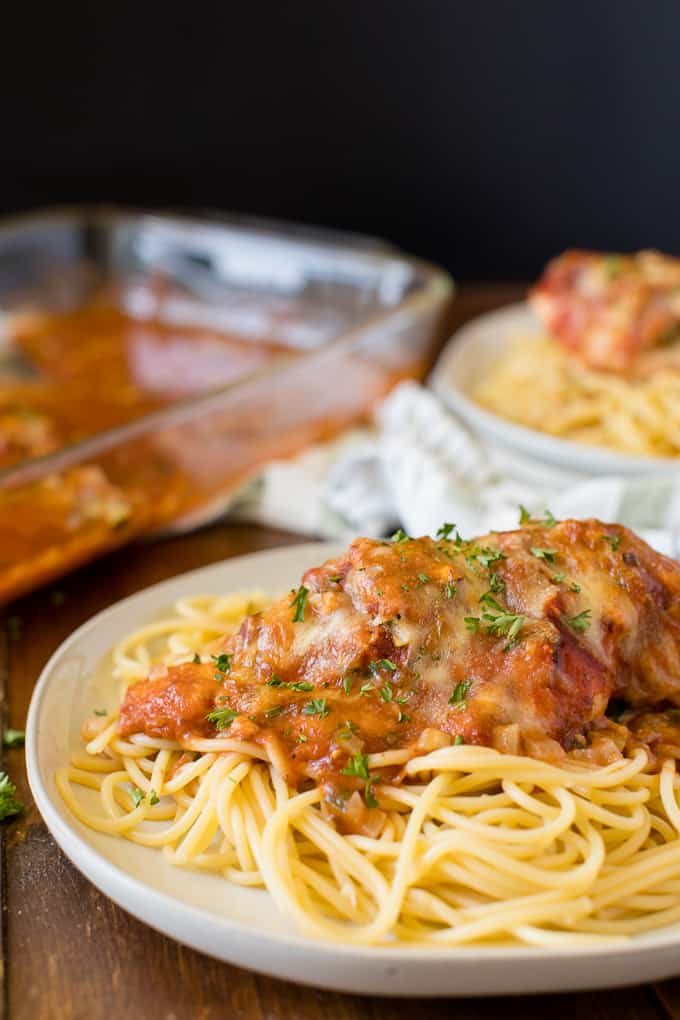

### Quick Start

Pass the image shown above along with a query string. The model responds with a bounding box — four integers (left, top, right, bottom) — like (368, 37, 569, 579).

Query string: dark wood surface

(4, 284, 680, 1019)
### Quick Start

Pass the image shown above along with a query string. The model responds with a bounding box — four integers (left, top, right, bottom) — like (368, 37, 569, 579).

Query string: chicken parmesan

(58, 517, 680, 947)
(474, 249, 680, 457)
(530, 249, 680, 372)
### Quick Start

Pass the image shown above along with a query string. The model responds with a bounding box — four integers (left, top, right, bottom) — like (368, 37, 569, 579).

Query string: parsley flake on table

(3, 729, 25, 748)
(0, 773, 23, 820)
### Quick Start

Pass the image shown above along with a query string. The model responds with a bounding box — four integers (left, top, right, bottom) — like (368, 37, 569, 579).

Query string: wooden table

(4, 285, 680, 1020)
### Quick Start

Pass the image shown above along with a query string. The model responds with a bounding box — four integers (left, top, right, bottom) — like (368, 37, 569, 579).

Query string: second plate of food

(431, 302, 680, 476)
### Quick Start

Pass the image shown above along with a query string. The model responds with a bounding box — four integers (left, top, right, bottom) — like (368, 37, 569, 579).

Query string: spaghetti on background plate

(474, 249, 680, 458)
(58, 516, 680, 946)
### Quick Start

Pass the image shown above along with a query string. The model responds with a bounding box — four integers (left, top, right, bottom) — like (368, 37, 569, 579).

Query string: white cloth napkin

(227, 381, 680, 556)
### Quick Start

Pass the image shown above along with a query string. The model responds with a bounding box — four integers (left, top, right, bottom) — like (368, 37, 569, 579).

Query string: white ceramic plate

(431, 303, 680, 477)
(26, 543, 680, 996)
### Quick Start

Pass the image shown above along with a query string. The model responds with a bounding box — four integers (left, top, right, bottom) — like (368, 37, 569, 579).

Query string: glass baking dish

(0, 207, 453, 603)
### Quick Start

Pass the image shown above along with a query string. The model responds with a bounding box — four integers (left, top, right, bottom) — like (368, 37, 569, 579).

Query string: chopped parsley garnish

(488, 572, 505, 593)
(211, 653, 231, 674)
(552, 572, 565, 583)
(453, 735, 464, 746)
(149, 790, 160, 806)
(482, 610, 525, 647)
(192, 652, 201, 664)
(337, 720, 359, 740)
(93, 708, 108, 717)
(302, 698, 329, 719)
(479, 592, 504, 611)
(297, 732, 308, 743)
(445, 582, 457, 599)
(605, 534, 621, 551)
(436, 522, 456, 540)
(266, 677, 313, 692)
(449, 678, 472, 708)
(417, 573, 430, 584)
(470, 547, 507, 570)
(341, 752, 370, 780)
(369, 659, 397, 675)
(519, 506, 556, 527)
(290, 585, 309, 623)
(464, 616, 480, 633)
(397, 710, 410, 723)
(3, 729, 25, 748)
(530, 547, 557, 563)
(328, 574, 341, 583)
(567, 609, 592, 632)
(342, 677, 352, 695)
(390, 528, 410, 543)
(129, 785, 145, 808)
(342, 754, 379, 807)
(0, 773, 23, 821)
(363, 780, 379, 809)
(359, 683, 374, 696)
(569, 582, 581, 593)
(265, 705, 284, 719)
(606, 698, 627, 723)
(206, 705, 238, 729)
(380, 682, 393, 702)
(395, 692, 410, 704)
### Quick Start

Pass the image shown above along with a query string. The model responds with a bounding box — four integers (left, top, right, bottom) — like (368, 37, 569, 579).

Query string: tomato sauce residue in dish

(0, 299, 422, 603)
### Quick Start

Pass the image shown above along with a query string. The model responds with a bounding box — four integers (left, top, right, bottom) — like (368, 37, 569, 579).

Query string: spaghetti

(473, 334, 680, 458)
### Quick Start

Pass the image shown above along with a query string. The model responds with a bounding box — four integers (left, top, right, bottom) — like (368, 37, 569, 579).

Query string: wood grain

(2, 284, 677, 1019)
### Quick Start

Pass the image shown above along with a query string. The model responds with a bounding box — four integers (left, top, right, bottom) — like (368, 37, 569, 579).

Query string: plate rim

(24, 542, 680, 993)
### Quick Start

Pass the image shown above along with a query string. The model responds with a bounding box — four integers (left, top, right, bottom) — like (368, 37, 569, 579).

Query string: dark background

(2, 2, 679, 279)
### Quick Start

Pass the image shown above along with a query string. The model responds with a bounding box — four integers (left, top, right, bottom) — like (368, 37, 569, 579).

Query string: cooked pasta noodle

(56, 590, 680, 947)
(473, 335, 680, 458)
